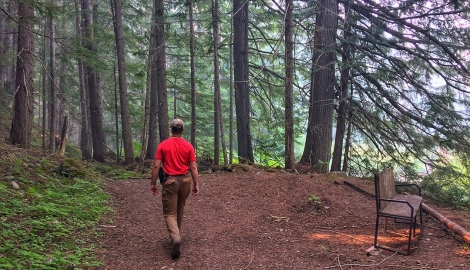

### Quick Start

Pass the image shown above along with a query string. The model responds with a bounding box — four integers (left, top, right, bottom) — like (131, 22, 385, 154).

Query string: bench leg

(419, 205, 423, 224)
(374, 215, 380, 248)
(407, 216, 413, 255)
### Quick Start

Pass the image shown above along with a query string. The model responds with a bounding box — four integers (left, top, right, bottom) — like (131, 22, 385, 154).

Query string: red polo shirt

(155, 137, 196, 176)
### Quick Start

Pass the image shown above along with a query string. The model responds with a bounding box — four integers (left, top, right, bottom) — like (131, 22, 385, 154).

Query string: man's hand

(150, 185, 158, 195)
(192, 186, 199, 196)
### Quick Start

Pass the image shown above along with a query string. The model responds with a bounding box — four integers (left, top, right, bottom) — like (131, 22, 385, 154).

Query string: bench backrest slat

(375, 167, 397, 210)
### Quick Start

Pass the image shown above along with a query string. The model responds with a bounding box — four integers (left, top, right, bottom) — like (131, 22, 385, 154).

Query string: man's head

(170, 119, 184, 134)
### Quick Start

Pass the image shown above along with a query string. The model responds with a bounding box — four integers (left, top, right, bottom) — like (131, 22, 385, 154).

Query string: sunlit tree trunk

(9, 0, 34, 149)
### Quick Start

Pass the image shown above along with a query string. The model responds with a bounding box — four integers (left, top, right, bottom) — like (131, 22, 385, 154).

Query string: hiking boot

(171, 242, 181, 259)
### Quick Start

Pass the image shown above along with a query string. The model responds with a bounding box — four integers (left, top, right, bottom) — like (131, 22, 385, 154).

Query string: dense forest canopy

(2, 0, 470, 204)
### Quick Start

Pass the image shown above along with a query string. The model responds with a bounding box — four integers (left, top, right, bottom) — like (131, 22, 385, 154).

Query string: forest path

(98, 171, 470, 269)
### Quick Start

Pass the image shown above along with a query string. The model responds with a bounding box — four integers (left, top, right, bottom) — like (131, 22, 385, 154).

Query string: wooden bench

(374, 167, 423, 255)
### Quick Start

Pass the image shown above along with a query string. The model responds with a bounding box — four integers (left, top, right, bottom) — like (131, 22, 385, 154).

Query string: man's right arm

(150, 159, 162, 195)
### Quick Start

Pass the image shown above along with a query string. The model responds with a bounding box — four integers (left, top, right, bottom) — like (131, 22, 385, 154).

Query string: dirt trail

(99, 170, 470, 269)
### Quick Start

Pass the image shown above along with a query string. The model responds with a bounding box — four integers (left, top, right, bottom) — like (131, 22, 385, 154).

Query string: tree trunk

(212, 0, 220, 165)
(145, 3, 158, 160)
(75, 0, 92, 159)
(140, 54, 151, 161)
(49, 17, 57, 152)
(422, 203, 470, 244)
(331, 3, 352, 172)
(233, 0, 253, 162)
(0, 0, 15, 96)
(41, 21, 47, 150)
(113, 65, 120, 161)
(0, 0, 5, 93)
(155, 0, 169, 141)
(301, 0, 338, 173)
(140, 53, 151, 162)
(284, 0, 295, 169)
(112, 0, 135, 164)
(342, 101, 353, 172)
(82, 0, 106, 162)
(229, 15, 234, 164)
(7, 0, 16, 97)
(9, 0, 34, 149)
(189, 0, 197, 149)
(58, 2, 66, 142)
(59, 116, 68, 156)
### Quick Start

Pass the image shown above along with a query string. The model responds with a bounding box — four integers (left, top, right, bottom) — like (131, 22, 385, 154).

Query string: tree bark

(59, 116, 68, 156)
(41, 21, 47, 150)
(82, 0, 106, 162)
(9, 0, 34, 149)
(342, 86, 353, 172)
(112, 0, 135, 164)
(75, 0, 92, 159)
(229, 11, 234, 164)
(301, 0, 338, 173)
(0, 0, 15, 96)
(113, 65, 120, 162)
(213, 0, 220, 165)
(146, 3, 158, 160)
(331, 2, 352, 171)
(284, 0, 295, 169)
(422, 203, 470, 244)
(140, 53, 151, 161)
(189, 0, 197, 149)
(48, 17, 57, 152)
(233, 0, 253, 162)
(155, 0, 169, 141)
(0, 0, 5, 93)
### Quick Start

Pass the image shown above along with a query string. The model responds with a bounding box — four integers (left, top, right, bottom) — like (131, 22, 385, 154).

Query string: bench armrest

(395, 183, 421, 196)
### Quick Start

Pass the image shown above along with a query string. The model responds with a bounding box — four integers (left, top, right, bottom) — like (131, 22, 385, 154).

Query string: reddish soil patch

(99, 169, 470, 269)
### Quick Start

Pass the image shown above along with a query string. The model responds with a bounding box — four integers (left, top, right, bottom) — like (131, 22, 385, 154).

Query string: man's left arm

(190, 161, 199, 196)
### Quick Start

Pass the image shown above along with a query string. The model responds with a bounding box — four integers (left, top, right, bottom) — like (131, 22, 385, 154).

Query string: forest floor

(98, 167, 470, 270)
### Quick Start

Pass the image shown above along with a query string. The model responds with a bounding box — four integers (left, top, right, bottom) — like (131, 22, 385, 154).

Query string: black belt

(167, 173, 188, 177)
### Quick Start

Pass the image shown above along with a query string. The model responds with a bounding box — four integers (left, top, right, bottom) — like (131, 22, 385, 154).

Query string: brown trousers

(161, 173, 191, 244)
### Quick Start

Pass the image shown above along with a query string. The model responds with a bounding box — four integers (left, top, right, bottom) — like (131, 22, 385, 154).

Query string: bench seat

(380, 194, 422, 218)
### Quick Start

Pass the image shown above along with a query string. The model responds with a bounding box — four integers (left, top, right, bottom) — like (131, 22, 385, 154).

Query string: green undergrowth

(93, 163, 142, 179)
(0, 153, 111, 269)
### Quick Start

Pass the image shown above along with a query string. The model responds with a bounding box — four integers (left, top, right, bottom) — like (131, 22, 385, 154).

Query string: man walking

(150, 119, 199, 259)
